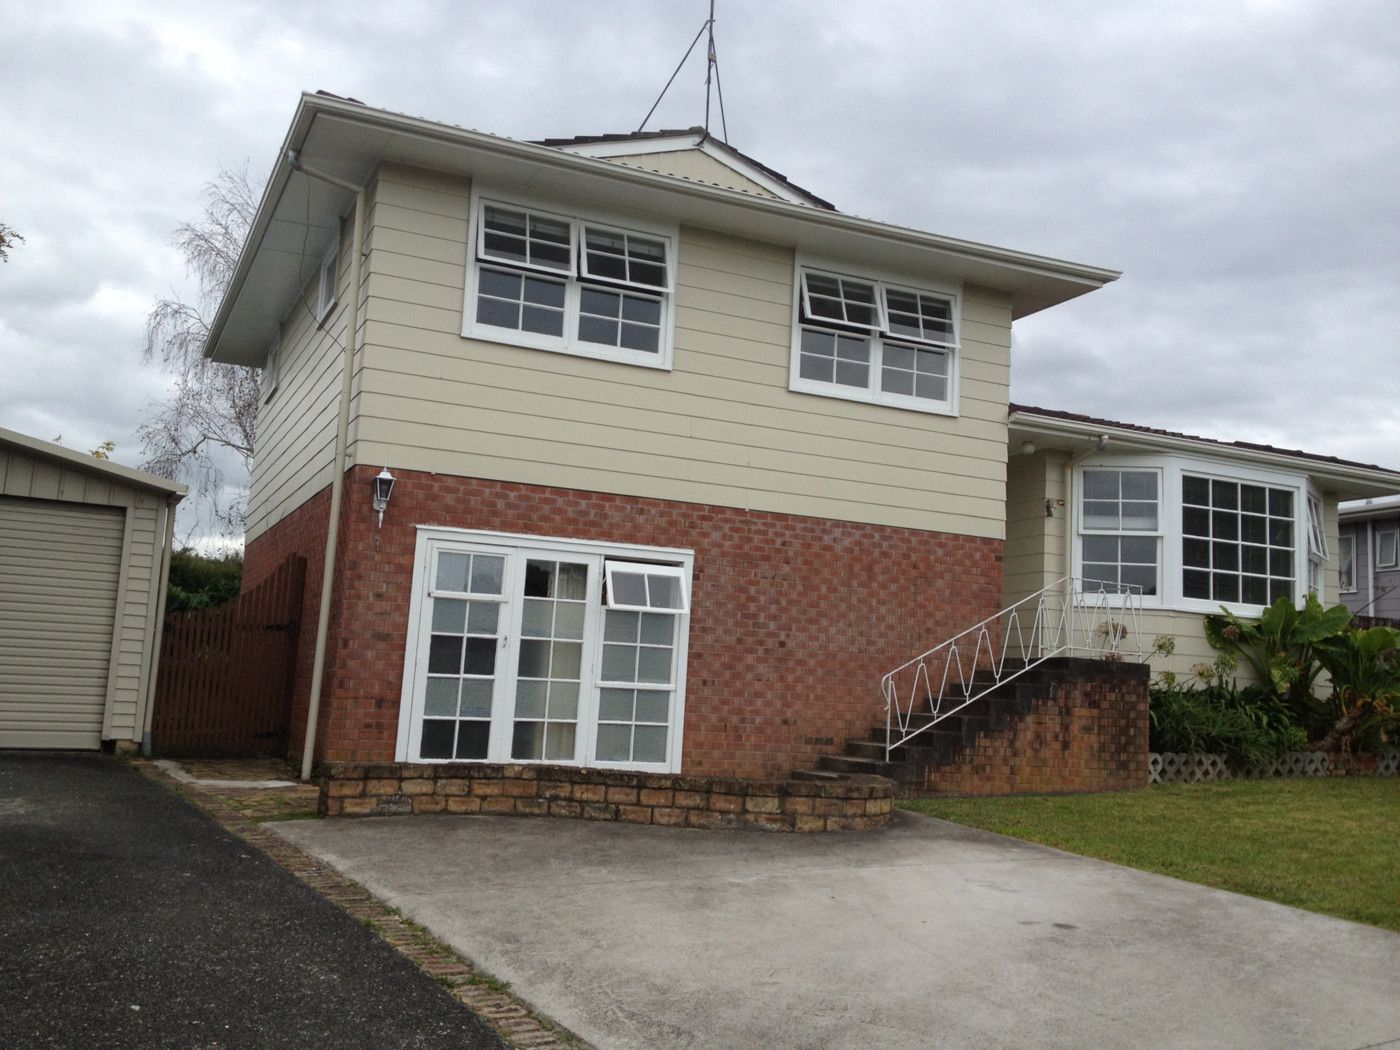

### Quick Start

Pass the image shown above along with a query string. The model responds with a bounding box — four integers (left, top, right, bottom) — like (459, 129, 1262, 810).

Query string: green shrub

(167, 548, 243, 612)
(1149, 682, 1306, 771)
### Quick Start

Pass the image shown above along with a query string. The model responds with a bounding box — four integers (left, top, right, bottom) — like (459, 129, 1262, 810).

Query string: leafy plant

(1203, 594, 1352, 727)
(167, 548, 243, 612)
(1314, 626, 1400, 753)
(1149, 682, 1305, 771)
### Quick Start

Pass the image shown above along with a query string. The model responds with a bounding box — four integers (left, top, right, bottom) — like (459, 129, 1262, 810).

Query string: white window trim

(1338, 533, 1357, 593)
(604, 560, 690, 613)
(1072, 454, 1315, 617)
(397, 526, 693, 773)
(789, 256, 961, 417)
(1378, 528, 1399, 569)
(462, 187, 679, 371)
(315, 242, 338, 322)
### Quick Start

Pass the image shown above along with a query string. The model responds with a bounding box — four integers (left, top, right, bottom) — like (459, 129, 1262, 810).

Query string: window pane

(914, 374, 947, 401)
(544, 723, 576, 762)
(512, 721, 545, 761)
(522, 598, 554, 638)
(424, 678, 458, 717)
(432, 599, 467, 634)
(464, 637, 496, 676)
(633, 726, 668, 763)
(623, 296, 662, 325)
(610, 572, 647, 607)
(620, 322, 660, 353)
(478, 268, 522, 299)
(470, 555, 505, 595)
(1241, 576, 1269, 605)
(637, 647, 673, 684)
(1212, 480, 1238, 510)
(557, 564, 587, 600)
(1183, 569, 1211, 599)
(602, 643, 637, 681)
(428, 636, 463, 675)
(436, 553, 470, 592)
(460, 680, 493, 719)
(1182, 506, 1210, 537)
(578, 315, 618, 345)
(599, 688, 635, 722)
(835, 359, 867, 387)
(522, 305, 564, 336)
(518, 639, 550, 678)
(1083, 535, 1119, 562)
(455, 721, 490, 760)
(639, 613, 674, 645)
(551, 641, 583, 679)
(467, 601, 500, 634)
(523, 561, 554, 598)
(420, 719, 455, 759)
(1182, 475, 1210, 505)
(1213, 573, 1239, 603)
(881, 369, 914, 396)
(605, 610, 639, 643)
(635, 691, 670, 723)
(547, 681, 579, 721)
(595, 723, 631, 761)
(1183, 538, 1210, 568)
(476, 293, 521, 330)
(1269, 489, 1293, 516)
(515, 679, 547, 719)
(554, 601, 585, 640)
(646, 574, 683, 610)
(1241, 485, 1267, 514)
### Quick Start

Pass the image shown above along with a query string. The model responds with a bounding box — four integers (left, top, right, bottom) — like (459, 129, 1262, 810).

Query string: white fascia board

(207, 93, 1120, 364)
(1339, 493, 1400, 520)
(1009, 411, 1400, 497)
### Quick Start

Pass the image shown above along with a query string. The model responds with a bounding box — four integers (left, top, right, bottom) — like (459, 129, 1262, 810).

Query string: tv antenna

(636, 0, 729, 141)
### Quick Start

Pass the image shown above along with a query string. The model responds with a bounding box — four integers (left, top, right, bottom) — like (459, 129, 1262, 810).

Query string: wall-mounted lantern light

(372, 467, 396, 527)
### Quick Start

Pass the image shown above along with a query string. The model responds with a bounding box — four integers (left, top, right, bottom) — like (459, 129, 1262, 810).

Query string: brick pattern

(917, 660, 1149, 796)
(245, 466, 1003, 779)
(321, 762, 895, 832)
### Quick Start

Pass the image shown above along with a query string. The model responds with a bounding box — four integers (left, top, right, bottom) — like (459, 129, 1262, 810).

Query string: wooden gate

(150, 555, 306, 756)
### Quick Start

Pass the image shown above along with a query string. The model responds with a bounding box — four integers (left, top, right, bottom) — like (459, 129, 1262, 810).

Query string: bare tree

(0, 222, 24, 262)
(140, 166, 264, 534)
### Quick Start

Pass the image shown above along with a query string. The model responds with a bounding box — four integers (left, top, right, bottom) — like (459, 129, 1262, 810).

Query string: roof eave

(207, 93, 1119, 366)
(0, 427, 188, 497)
(1009, 409, 1400, 498)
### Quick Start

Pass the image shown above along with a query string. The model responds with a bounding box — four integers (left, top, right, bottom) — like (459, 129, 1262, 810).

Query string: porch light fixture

(372, 467, 396, 527)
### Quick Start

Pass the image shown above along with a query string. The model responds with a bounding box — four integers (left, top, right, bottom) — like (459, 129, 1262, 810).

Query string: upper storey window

(790, 265, 959, 415)
(466, 198, 676, 369)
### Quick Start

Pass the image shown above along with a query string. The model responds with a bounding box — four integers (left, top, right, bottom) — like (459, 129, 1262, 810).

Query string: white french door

(399, 530, 692, 772)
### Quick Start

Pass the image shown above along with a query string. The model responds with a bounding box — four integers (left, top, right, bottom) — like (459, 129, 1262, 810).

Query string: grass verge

(902, 778, 1400, 931)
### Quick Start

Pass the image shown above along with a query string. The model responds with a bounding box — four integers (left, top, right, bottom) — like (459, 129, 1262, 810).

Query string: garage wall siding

(0, 446, 171, 744)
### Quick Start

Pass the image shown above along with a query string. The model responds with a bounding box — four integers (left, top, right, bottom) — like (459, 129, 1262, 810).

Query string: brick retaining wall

(321, 762, 895, 832)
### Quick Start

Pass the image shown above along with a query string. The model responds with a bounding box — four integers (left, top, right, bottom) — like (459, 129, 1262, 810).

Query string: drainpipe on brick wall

(294, 155, 367, 782)
(140, 493, 180, 755)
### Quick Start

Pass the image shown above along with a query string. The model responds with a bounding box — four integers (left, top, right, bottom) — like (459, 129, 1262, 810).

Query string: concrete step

(817, 754, 898, 778)
(790, 768, 845, 783)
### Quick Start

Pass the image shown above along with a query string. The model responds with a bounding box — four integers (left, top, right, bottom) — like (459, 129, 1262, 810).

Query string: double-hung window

(1078, 469, 1160, 596)
(791, 265, 959, 414)
(466, 198, 676, 369)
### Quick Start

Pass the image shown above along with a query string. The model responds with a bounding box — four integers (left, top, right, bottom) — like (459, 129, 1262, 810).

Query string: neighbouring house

(1338, 495, 1400, 621)
(1006, 408, 1400, 680)
(0, 428, 184, 751)
(206, 92, 1399, 788)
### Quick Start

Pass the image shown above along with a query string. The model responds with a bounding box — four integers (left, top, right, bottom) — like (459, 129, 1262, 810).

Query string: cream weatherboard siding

(330, 163, 1011, 541)
(0, 441, 177, 748)
(243, 219, 361, 543)
(603, 150, 783, 199)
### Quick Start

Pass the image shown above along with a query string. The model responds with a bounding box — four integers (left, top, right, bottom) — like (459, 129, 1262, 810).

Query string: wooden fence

(150, 555, 306, 757)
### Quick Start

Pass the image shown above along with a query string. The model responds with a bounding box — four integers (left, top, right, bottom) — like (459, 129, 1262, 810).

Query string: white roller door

(0, 497, 125, 748)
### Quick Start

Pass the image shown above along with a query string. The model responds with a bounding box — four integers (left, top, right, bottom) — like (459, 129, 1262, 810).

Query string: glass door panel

(420, 551, 506, 760)
(511, 558, 589, 761)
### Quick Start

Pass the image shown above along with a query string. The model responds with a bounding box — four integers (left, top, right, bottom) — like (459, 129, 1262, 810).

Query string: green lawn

(902, 778, 1400, 932)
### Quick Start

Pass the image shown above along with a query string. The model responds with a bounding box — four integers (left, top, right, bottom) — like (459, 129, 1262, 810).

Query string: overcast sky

(3, 0, 1398, 542)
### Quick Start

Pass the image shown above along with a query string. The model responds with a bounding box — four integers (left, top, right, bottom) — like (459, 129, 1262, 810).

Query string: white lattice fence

(1148, 751, 1390, 784)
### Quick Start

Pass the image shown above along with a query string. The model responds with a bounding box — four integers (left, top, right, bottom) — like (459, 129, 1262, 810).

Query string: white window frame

(1071, 455, 1315, 617)
(789, 258, 961, 417)
(1378, 528, 1399, 569)
(604, 561, 690, 613)
(315, 242, 338, 322)
(397, 527, 693, 773)
(463, 188, 679, 371)
(1076, 466, 1163, 599)
(1338, 532, 1357, 593)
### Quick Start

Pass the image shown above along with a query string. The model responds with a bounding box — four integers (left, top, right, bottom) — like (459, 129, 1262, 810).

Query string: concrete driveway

(275, 811, 1400, 1050)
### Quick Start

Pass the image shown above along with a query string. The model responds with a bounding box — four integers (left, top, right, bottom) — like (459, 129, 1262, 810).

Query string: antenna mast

(637, 1, 730, 141)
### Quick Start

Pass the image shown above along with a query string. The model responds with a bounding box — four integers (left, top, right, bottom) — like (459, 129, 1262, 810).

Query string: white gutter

(296, 159, 366, 782)
(140, 493, 180, 755)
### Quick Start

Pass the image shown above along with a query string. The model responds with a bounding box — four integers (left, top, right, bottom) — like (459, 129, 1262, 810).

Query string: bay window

(1076, 459, 1329, 612)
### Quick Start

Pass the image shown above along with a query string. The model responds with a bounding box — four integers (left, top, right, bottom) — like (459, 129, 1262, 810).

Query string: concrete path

(275, 810, 1400, 1050)
(0, 753, 504, 1050)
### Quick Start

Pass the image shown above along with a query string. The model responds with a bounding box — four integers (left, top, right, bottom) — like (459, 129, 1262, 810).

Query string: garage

(0, 428, 185, 751)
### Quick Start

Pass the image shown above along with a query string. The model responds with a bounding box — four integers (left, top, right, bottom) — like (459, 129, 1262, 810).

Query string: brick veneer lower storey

(321, 763, 895, 832)
(916, 659, 1150, 796)
(245, 467, 1004, 780)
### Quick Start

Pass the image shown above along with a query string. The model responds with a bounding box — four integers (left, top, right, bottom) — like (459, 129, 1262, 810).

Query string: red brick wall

(250, 467, 1003, 779)
(918, 659, 1149, 796)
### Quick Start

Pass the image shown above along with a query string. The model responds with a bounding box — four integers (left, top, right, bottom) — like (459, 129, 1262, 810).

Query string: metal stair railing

(881, 577, 1144, 760)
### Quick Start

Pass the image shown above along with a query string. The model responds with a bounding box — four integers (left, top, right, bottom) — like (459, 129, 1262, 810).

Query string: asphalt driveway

(276, 810, 1400, 1050)
(0, 753, 503, 1050)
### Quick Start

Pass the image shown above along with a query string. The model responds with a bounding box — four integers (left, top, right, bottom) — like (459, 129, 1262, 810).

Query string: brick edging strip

(131, 759, 584, 1050)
